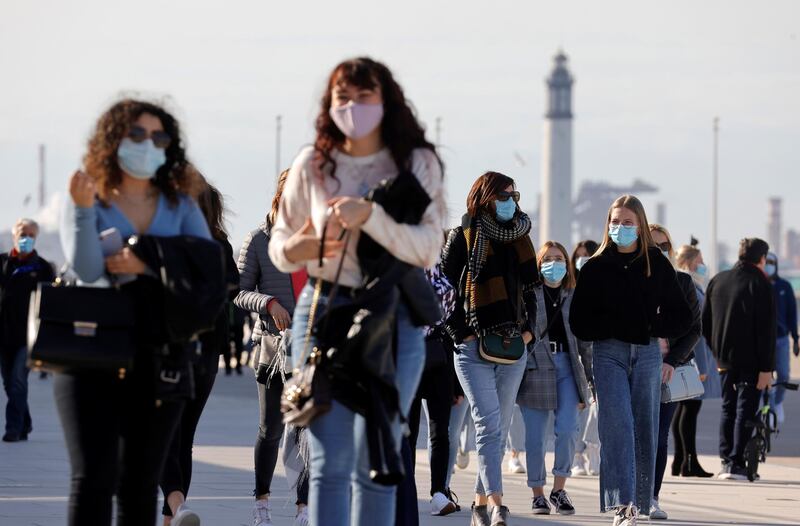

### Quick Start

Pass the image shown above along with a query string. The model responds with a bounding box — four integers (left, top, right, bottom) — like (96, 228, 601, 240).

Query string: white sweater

(269, 146, 447, 288)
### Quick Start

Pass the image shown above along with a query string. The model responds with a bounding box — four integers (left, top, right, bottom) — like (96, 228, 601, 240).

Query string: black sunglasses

(127, 125, 171, 149)
(496, 191, 520, 203)
(656, 242, 672, 252)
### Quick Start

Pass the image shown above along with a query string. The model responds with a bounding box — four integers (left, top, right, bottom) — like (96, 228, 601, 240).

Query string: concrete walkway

(2, 366, 799, 525)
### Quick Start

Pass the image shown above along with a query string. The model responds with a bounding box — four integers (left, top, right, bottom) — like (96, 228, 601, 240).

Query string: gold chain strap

(294, 279, 323, 372)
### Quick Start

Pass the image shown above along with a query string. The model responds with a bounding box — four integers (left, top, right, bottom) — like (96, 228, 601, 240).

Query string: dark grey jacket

(234, 222, 296, 344)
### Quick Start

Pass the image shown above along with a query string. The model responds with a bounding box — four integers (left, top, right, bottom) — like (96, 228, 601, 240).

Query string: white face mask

(575, 256, 590, 270)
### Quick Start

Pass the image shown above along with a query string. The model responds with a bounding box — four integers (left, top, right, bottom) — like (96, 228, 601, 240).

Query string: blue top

(60, 193, 211, 284)
(773, 276, 798, 340)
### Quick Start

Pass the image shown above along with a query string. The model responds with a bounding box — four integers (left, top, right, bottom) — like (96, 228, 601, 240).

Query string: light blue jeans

(770, 336, 791, 406)
(507, 404, 526, 452)
(292, 284, 425, 526)
(454, 338, 526, 496)
(446, 397, 469, 488)
(593, 338, 661, 515)
(520, 352, 580, 488)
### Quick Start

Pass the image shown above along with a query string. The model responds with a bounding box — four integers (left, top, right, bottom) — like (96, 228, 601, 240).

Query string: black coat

(0, 252, 55, 350)
(702, 262, 776, 373)
(569, 245, 693, 345)
(665, 271, 703, 367)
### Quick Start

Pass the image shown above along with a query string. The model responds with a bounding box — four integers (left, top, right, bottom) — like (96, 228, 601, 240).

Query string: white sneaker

(776, 403, 785, 424)
(252, 501, 273, 526)
(571, 452, 587, 476)
(293, 506, 309, 526)
(612, 504, 638, 526)
(650, 499, 667, 520)
(507, 455, 526, 474)
(172, 504, 201, 526)
(456, 447, 470, 469)
(585, 443, 601, 475)
(430, 491, 457, 516)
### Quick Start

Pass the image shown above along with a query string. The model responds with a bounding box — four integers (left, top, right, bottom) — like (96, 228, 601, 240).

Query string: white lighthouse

(538, 51, 574, 246)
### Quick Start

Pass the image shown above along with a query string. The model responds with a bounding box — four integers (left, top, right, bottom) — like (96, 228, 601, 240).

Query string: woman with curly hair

(58, 98, 211, 526)
(269, 57, 446, 526)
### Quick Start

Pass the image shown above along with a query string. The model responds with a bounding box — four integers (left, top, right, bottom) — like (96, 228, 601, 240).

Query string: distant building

(784, 228, 800, 269)
(768, 197, 782, 258)
(572, 179, 658, 245)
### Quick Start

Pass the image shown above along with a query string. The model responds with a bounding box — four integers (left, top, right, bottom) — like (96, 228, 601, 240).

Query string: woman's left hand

(661, 363, 675, 384)
(522, 331, 533, 345)
(105, 248, 147, 275)
(329, 197, 373, 229)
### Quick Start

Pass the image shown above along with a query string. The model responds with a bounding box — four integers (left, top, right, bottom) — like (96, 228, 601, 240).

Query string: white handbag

(661, 360, 705, 403)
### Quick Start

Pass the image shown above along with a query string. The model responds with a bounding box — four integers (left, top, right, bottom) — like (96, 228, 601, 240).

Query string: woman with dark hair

(571, 240, 598, 276)
(235, 169, 310, 526)
(59, 99, 212, 525)
(269, 57, 446, 526)
(441, 171, 538, 526)
(569, 196, 692, 526)
(159, 177, 240, 525)
(518, 241, 593, 516)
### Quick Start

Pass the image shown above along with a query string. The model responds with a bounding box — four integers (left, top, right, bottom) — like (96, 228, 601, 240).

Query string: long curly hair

(83, 98, 190, 205)
(313, 57, 441, 178)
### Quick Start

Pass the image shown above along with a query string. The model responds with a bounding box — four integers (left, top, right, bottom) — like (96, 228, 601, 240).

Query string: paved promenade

(2, 355, 799, 525)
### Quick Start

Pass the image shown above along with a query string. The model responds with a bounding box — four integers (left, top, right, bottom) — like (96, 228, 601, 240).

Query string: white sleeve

(268, 148, 313, 273)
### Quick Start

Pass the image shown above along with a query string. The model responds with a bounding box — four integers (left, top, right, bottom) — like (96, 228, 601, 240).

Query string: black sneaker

(549, 489, 575, 515)
(471, 503, 491, 526)
(532, 495, 551, 515)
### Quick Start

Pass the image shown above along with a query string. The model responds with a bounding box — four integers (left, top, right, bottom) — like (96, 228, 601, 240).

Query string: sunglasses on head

(496, 191, 520, 203)
(127, 125, 171, 149)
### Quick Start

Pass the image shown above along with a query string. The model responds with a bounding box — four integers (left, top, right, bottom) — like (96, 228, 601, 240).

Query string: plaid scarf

(462, 212, 538, 335)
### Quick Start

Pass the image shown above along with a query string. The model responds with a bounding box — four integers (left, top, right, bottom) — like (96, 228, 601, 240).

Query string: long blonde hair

(595, 194, 656, 277)
(648, 223, 675, 260)
(676, 245, 701, 272)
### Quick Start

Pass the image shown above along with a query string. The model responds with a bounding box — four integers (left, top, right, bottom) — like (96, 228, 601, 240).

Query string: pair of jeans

(446, 397, 470, 487)
(293, 283, 425, 526)
(160, 349, 220, 516)
(593, 338, 661, 514)
(454, 338, 526, 496)
(653, 401, 678, 498)
(54, 366, 184, 526)
(1, 345, 31, 437)
(719, 370, 762, 467)
(520, 351, 580, 488)
(770, 336, 790, 407)
(507, 404, 526, 452)
(574, 406, 589, 454)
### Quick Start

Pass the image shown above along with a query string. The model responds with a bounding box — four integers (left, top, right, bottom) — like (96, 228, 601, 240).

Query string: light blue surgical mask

(541, 260, 567, 283)
(17, 236, 35, 254)
(695, 263, 708, 277)
(117, 137, 166, 180)
(575, 256, 590, 270)
(609, 224, 638, 248)
(765, 263, 776, 277)
(661, 250, 670, 260)
(494, 199, 517, 222)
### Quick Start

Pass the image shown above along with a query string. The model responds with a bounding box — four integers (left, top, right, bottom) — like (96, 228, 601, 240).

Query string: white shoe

(293, 506, 309, 526)
(571, 452, 587, 476)
(612, 504, 638, 526)
(456, 448, 470, 469)
(585, 443, 601, 475)
(776, 403, 785, 424)
(430, 491, 457, 516)
(172, 504, 201, 526)
(507, 455, 526, 474)
(252, 501, 273, 526)
(650, 499, 667, 520)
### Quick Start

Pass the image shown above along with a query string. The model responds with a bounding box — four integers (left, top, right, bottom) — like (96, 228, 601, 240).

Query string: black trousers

(54, 366, 184, 526)
(255, 376, 309, 504)
(653, 401, 678, 498)
(671, 398, 703, 464)
(160, 350, 220, 516)
(719, 370, 761, 466)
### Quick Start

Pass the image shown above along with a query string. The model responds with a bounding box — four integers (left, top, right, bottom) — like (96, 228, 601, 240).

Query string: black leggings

(54, 368, 184, 526)
(672, 399, 703, 463)
(256, 376, 309, 504)
(160, 350, 220, 516)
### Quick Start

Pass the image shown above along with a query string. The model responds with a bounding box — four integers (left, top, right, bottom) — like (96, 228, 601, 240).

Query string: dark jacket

(200, 238, 240, 362)
(703, 262, 776, 373)
(0, 252, 55, 350)
(665, 270, 703, 367)
(569, 245, 693, 345)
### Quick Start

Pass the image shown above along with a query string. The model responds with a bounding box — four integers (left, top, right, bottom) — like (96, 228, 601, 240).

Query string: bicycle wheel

(745, 436, 763, 482)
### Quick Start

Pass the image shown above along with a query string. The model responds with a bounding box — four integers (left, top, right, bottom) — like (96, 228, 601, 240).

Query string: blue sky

(1, 0, 798, 258)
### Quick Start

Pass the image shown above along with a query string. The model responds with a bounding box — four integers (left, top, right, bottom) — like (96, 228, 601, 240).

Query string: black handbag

(27, 282, 136, 376)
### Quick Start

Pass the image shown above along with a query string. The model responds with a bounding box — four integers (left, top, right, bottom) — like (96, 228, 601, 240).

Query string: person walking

(441, 170, 538, 526)
(569, 195, 692, 526)
(1, 218, 55, 442)
(648, 225, 702, 521)
(269, 57, 446, 526)
(517, 241, 593, 516)
(58, 99, 216, 525)
(235, 169, 310, 526)
(764, 252, 798, 424)
(671, 243, 719, 478)
(703, 238, 776, 481)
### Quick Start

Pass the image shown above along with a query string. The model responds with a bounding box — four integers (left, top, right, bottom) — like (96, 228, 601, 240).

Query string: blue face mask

(695, 263, 708, 277)
(17, 236, 35, 254)
(494, 199, 517, 222)
(541, 260, 567, 283)
(765, 263, 776, 277)
(117, 138, 166, 180)
(609, 224, 638, 248)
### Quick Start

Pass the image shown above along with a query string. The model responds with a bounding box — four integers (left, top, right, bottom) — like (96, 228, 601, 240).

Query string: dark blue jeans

(653, 401, 678, 499)
(719, 370, 761, 467)
(1, 346, 32, 437)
